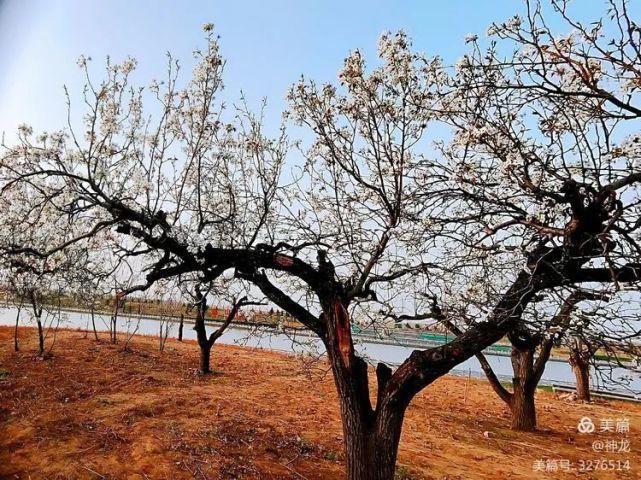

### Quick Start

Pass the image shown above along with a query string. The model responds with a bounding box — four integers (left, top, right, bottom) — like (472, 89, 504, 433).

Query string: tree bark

(36, 315, 44, 356)
(193, 294, 252, 375)
(110, 296, 122, 344)
(475, 352, 511, 402)
(90, 307, 99, 341)
(199, 342, 212, 374)
(446, 321, 514, 405)
(510, 382, 537, 431)
(341, 403, 404, 480)
(194, 304, 212, 374)
(178, 313, 184, 342)
(570, 353, 591, 401)
(27, 290, 45, 356)
(324, 297, 405, 480)
(509, 346, 537, 431)
(13, 306, 21, 352)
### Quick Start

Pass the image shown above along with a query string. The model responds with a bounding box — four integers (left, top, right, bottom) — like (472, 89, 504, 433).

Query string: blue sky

(0, 0, 608, 137)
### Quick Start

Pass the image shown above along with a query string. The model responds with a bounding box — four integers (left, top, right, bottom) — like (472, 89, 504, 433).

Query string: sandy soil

(0, 327, 639, 479)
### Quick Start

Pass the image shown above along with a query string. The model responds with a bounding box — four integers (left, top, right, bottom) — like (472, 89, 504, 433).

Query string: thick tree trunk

(570, 355, 591, 401)
(178, 314, 184, 342)
(509, 346, 537, 431)
(199, 343, 212, 374)
(324, 298, 405, 480)
(510, 383, 537, 431)
(341, 404, 403, 480)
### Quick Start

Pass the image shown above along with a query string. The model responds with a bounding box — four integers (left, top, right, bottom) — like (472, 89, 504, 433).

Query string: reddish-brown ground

(1, 327, 640, 479)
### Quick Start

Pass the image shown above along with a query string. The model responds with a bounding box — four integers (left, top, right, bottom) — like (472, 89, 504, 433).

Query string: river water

(1, 306, 639, 395)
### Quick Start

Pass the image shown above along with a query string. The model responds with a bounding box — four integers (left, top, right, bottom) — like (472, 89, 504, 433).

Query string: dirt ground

(1, 327, 640, 480)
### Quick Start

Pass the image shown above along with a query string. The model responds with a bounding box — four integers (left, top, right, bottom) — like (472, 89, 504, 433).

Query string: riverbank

(1, 327, 640, 479)
(3, 306, 640, 393)
(5, 303, 636, 368)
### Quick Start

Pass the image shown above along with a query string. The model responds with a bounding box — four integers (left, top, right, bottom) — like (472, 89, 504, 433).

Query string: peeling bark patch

(333, 300, 352, 369)
(273, 254, 294, 268)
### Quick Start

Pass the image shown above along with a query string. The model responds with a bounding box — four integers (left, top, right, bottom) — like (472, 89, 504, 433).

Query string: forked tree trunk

(509, 346, 537, 431)
(570, 353, 591, 401)
(324, 298, 405, 480)
(194, 295, 250, 375)
(340, 402, 404, 480)
(473, 292, 590, 431)
(477, 345, 538, 431)
(245, 257, 547, 479)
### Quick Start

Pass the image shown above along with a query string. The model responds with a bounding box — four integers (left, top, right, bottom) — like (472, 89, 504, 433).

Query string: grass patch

(395, 465, 413, 479)
(323, 450, 338, 461)
(537, 384, 554, 392)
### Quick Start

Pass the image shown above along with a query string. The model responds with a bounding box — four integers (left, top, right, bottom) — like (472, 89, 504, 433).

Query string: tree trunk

(509, 346, 537, 431)
(340, 405, 403, 480)
(178, 314, 184, 342)
(36, 315, 44, 356)
(324, 298, 404, 480)
(13, 308, 20, 352)
(510, 383, 536, 431)
(199, 343, 212, 374)
(194, 297, 212, 374)
(110, 314, 117, 344)
(570, 355, 591, 401)
(110, 298, 121, 344)
(90, 307, 99, 341)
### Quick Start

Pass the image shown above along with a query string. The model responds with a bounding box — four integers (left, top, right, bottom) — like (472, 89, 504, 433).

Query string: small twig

(464, 368, 471, 405)
(279, 460, 309, 480)
(80, 464, 107, 479)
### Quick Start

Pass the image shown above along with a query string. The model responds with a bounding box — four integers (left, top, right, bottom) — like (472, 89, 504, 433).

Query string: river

(1, 306, 639, 395)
